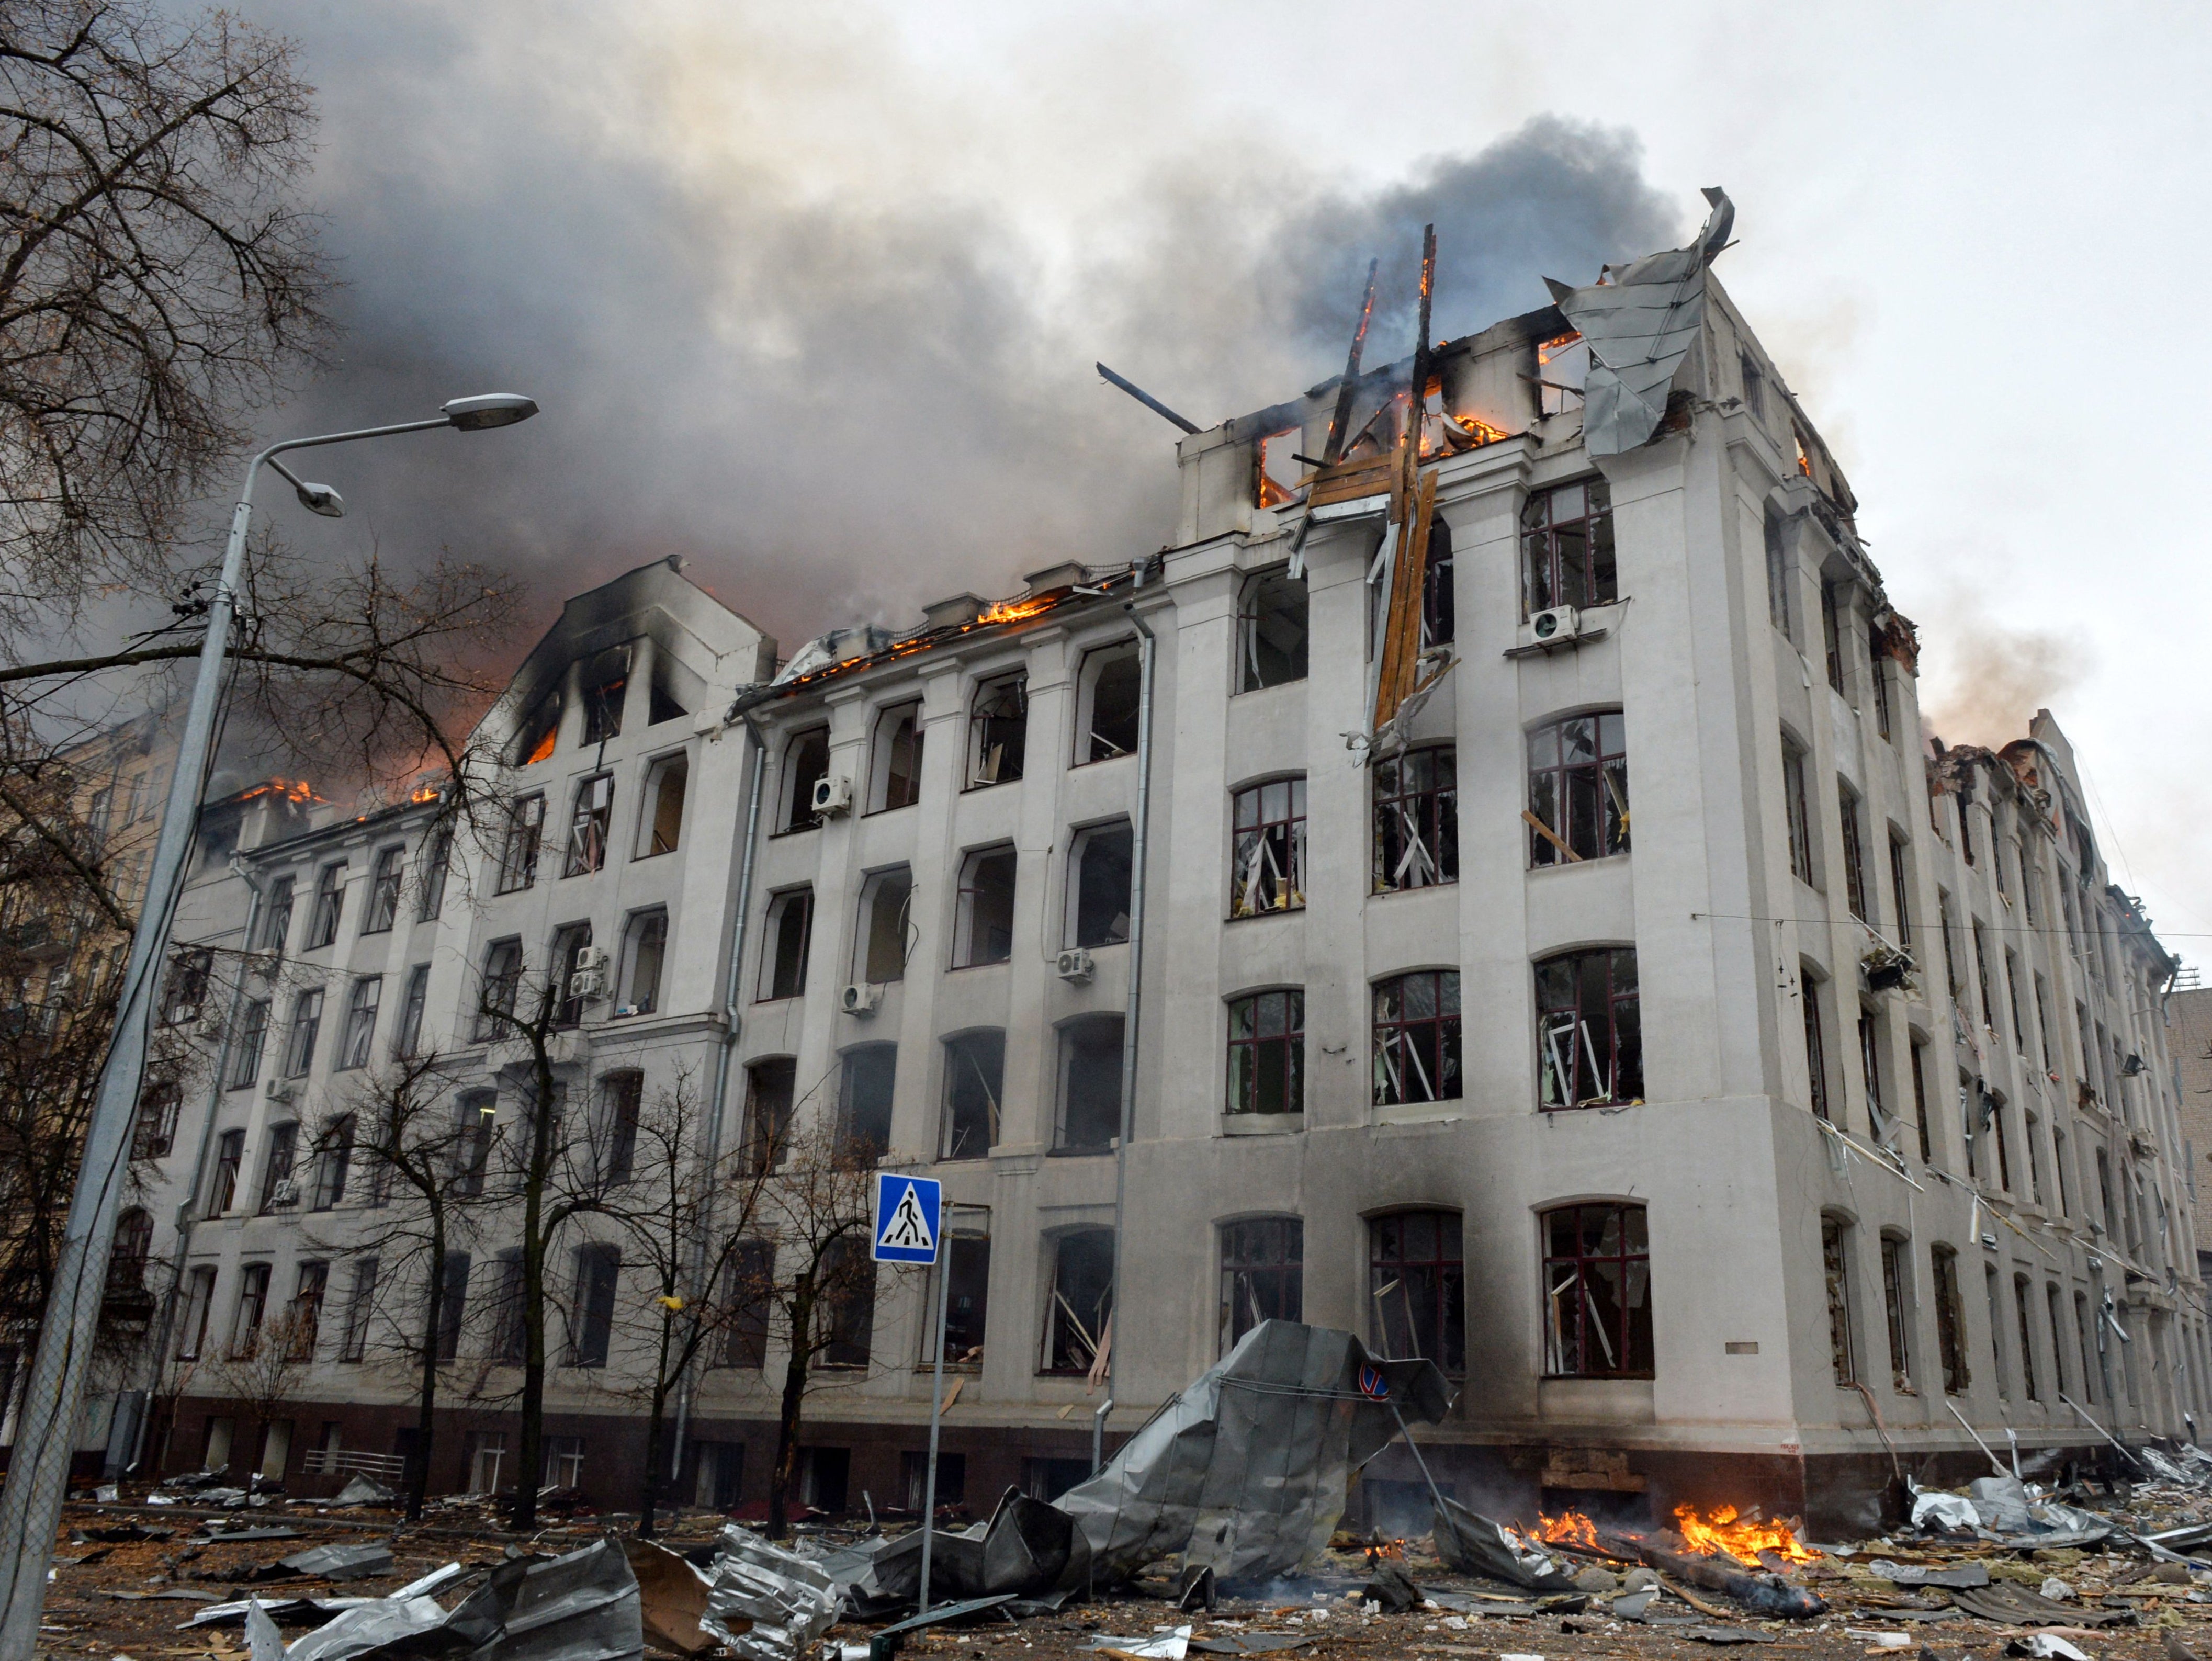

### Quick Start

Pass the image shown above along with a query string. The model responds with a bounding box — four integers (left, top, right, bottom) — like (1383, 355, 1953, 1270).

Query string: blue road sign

(873, 1172, 942, 1265)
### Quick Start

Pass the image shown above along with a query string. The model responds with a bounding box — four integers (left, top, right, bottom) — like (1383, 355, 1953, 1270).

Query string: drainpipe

(1105, 594, 1158, 1426)
(669, 713, 768, 1490)
(131, 860, 266, 1473)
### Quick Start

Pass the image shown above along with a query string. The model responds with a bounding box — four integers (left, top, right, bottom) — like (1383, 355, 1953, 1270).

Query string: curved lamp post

(0, 394, 539, 1660)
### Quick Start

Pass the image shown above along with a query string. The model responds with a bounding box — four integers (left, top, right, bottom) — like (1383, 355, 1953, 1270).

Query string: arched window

(1541, 1202, 1652, 1378)
(781, 727, 830, 831)
(1229, 778, 1305, 917)
(1043, 1228, 1114, 1374)
(941, 1030, 1003, 1161)
(109, 1208, 153, 1290)
(1369, 1211, 1463, 1373)
(1521, 477, 1615, 616)
(1526, 712, 1628, 866)
(1372, 971, 1460, 1106)
(1237, 568, 1308, 691)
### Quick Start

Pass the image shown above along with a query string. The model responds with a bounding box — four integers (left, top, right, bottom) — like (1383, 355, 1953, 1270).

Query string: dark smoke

(220, 2, 1682, 659)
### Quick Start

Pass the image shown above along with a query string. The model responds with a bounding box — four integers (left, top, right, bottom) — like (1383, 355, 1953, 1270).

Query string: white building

(116, 211, 2200, 1534)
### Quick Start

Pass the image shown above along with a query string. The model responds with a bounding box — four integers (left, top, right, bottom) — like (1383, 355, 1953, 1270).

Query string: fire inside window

(1534, 333, 1588, 418)
(1257, 429, 1306, 509)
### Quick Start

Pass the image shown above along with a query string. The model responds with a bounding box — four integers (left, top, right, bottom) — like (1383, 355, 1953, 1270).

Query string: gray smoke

(227, 2, 1682, 657)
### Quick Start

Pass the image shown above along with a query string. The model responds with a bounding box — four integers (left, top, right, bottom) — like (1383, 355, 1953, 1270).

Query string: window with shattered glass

(1542, 1203, 1651, 1379)
(1520, 477, 1612, 615)
(1534, 332, 1588, 418)
(1043, 1228, 1114, 1375)
(1821, 1215, 1855, 1385)
(1880, 1234, 1913, 1393)
(1932, 1245, 1968, 1395)
(1069, 823, 1132, 947)
(1056, 1016, 1123, 1152)
(1230, 777, 1305, 917)
(1536, 948, 1640, 1110)
(941, 1029, 1002, 1160)
(1373, 745, 1457, 892)
(1370, 1211, 1463, 1373)
(563, 773, 613, 877)
(580, 645, 629, 745)
(1225, 989, 1302, 1116)
(1079, 643, 1141, 762)
(1237, 568, 1307, 692)
(1527, 713, 1627, 866)
(1372, 970, 1460, 1106)
(968, 674, 1027, 786)
(1220, 1217, 1302, 1354)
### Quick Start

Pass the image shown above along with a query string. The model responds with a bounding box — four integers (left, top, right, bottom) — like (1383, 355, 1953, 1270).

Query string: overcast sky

(234, 0, 2212, 962)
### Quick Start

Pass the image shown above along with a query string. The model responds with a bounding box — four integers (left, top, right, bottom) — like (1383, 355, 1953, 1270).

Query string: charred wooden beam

(1096, 363, 1199, 434)
(1319, 258, 1379, 466)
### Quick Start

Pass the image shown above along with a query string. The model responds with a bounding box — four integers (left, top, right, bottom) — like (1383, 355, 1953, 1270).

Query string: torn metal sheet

(480, 1534, 644, 1661)
(1429, 1498, 1578, 1591)
(1053, 1320, 1451, 1586)
(1866, 1558, 1989, 1589)
(280, 1542, 395, 1581)
(869, 1487, 1091, 1607)
(280, 1596, 452, 1660)
(1085, 1625, 1191, 1659)
(1543, 188, 1733, 457)
(332, 1475, 398, 1506)
(865, 1593, 1018, 1661)
(1949, 1581, 2136, 1628)
(701, 1524, 843, 1661)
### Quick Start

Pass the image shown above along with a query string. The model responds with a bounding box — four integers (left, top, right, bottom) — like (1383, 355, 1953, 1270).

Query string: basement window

(941, 1029, 1003, 1161)
(968, 674, 1028, 787)
(1541, 1203, 1652, 1379)
(1373, 745, 1457, 892)
(1042, 1228, 1114, 1375)
(1237, 569, 1308, 691)
(1077, 643, 1141, 762)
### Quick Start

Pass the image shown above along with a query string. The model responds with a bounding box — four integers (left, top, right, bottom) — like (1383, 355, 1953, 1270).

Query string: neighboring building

(107, 209, 2202, 1532)
(2170, 984, 2212, 1287)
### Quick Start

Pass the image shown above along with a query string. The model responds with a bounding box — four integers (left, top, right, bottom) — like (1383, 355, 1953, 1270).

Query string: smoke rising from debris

(1917, 589, 2092, 750)
(235, 1, 1680, 659)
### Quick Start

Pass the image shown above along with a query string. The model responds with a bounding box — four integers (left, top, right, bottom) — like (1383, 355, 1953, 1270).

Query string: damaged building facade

(98, 200, 2201, 1536)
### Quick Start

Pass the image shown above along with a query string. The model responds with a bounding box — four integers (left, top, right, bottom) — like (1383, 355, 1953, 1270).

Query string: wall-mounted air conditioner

(811, 775, 854, 818)
(264, 1079, 294, 1102)
(268, 1177, 298, 1207)
(1056, 948, 1096, 985)
(841, 982, 881, 1015)
(569, 967, 606, 1000)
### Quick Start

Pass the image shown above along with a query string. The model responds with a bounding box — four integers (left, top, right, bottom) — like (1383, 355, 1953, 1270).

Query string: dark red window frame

(1542, 1202, 1653, 1378)
(1226, 989, 1303, 1115)
(1527, 712, 1628, 866)
(1520, 478, 1615, 616)
(1373, 745, 1458, 891)
(1536, 947, 1641, 1110)
(1372, 970, 1461, 1106)
(1369, 1211, 1464, 1373)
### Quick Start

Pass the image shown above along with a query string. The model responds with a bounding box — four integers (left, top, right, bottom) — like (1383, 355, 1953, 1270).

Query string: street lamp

(0, 394, 539, 1661)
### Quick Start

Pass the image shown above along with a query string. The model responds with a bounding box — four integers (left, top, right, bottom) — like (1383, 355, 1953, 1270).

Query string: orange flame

(976, 595, 1055, 627)
(1537, 1510, 1601, 1551)
(409, 783, 441, 804)
(1672, 1504, 1815, 1564)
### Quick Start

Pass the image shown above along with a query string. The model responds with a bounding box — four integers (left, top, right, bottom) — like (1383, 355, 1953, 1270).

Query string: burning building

(92, 192, 2200, 1538)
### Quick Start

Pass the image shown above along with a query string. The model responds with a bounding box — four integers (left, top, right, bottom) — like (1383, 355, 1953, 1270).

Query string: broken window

(258, 1122, 298, 1212)
(1369, 1211, 1463, 1373)
(1056, 1016, 1123, 1152)
(283, 989, 323, 1077)
(231, 1262, 271, 1358)
(968, 674, 1027, 787)
(1781, 735, 1814, 886)
(2024, 1110, 2045, 1206)
(2033, 974, 2052, 1071)
(638, 753, 687, 856)
(417, 830, 450, 921)
(1226, 989, 1303, 1116)
(941, 1030, 1003, 1160)
(1043, 1229, 1114, 1375)
(1880, 1235, 1913, 1394)
(261, 876, 295, 953)
(743, 1058, 795, 1173)
(1822, 1214, 1856, 1385)
(1738, 352, 1766, 420)
(1372, 969, 1461, 1107)
(1932, 1245, 1968, 1394)
(1536, 948, 1641, 1110)
(1821, 583, 1846, 695)
(1972, 922, 1995, 1032)
(1373, 745, 1457, 892)
(497, 795, 545, 893)
(452, 1093, 495, 1197)
(231, 1000, 268, 1088)
(486, 1253, 524, 1363)
(902, 1450, 967, 1510)
(1420, 518, 1454, 648)
(549, 921, 592, 1029)
(838, 1044, 897, 1159)
(1229, 777, 1305, 917)
(1542, 1203, 1652, 1380)
(2019, 839, 2039, 924)
(1802, 972, 1831, 1122)
(617, 909, 665, 1016)
(1938, 892, 1961, 996)
(1888, 835, 1912, 945)
(1839, 783, 1869, 921)
(2052, 1124, 2069, 1216)
(953, 846, 1017, 967)
(160, 946, 212, 1024)
(1533, 332, 1588, 417)
(474, 938, 522, 1041)
(1237, 568, 1308, 692)
(337, 1259, 376, 1363)
(307, 861, 346, 948)
(759, 888, 813, 1000)
(2003, 948, 2025, 1050)
(1763, 506, 1792, 640)
(364, 847, 403, 933)
(1527, 713, 1628, 866)
(1989, 1089, 2013, 1191)
(1869, 626, 1893, 740)
(570, 1243, 619, 1366)
(210, 1130, 244, 1215)
(820, 1239, 876, 1369)
(596, 1070, 642, 1184)
(1256, 427, 1306, 509)
(716, 1241, 773, 1369)
(847, 866, 909, 983)
(337, 975, 380, 1070)
(289, 1261, 327, 1360)
(563, 774, 614, 877)
(1521, 478, 1613, 616)
(311, 1115, 355, 1210)
(870, 702, 924, 813)
(924, 1229, 990, 1365)
(133, 1079, 179, 1159)
(108, 1208, 152, 1293)
(1984, 1265, 2008, 1399)
(514, 685, 561, 766)
(1079, 642, 1142, 762)
(782, 727, 830, 831)
(1220, 1217, 1302, 1354)
(580, 646, 629, 745)
(1068, 822, 1132, 948)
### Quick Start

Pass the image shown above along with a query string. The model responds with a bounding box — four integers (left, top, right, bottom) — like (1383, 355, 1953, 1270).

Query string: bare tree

(0, 0, 331, 639)
(308, 1050, 481, 1520)
(583, 1067, 775, 1536)
(201, 1303, 312, 1484)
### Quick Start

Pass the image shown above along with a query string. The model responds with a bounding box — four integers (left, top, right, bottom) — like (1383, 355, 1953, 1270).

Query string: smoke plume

(1916, 588, 2093, 749)
(226, 0, 1683, 658)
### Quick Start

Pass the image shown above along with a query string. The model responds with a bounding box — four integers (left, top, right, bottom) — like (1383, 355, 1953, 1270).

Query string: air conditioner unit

(841, 981, 881, 1015)
(268, 1177, 298, 1207)
(569, 967, 606, 1000)
(1056, 948, 1096, 985)
(264, 1079, 294, 1102)
(572, 945, 610, 974)
(196, 1008, 228, 1038)
(811, 775, 854, 818)
(1526, 605, 1582, 646)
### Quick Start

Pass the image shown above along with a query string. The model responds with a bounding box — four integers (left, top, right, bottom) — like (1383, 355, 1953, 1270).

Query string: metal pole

(0, 410, 491, 1660)
(2061, 1392, 2149, 1472)
(1943, 1399, 2010, 1477)
(1105, 601, 1157, 1428)
(917, 1231, 953, 1618)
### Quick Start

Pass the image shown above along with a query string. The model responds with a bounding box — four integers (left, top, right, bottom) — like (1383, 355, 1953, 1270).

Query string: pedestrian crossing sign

(873, 1172, 942, 1264)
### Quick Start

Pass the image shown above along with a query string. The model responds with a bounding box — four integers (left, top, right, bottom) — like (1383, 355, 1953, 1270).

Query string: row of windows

(741, 949, 1642, 1162)
(168, 1199, 1653, 1384)
(495, 754, 688, 896)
